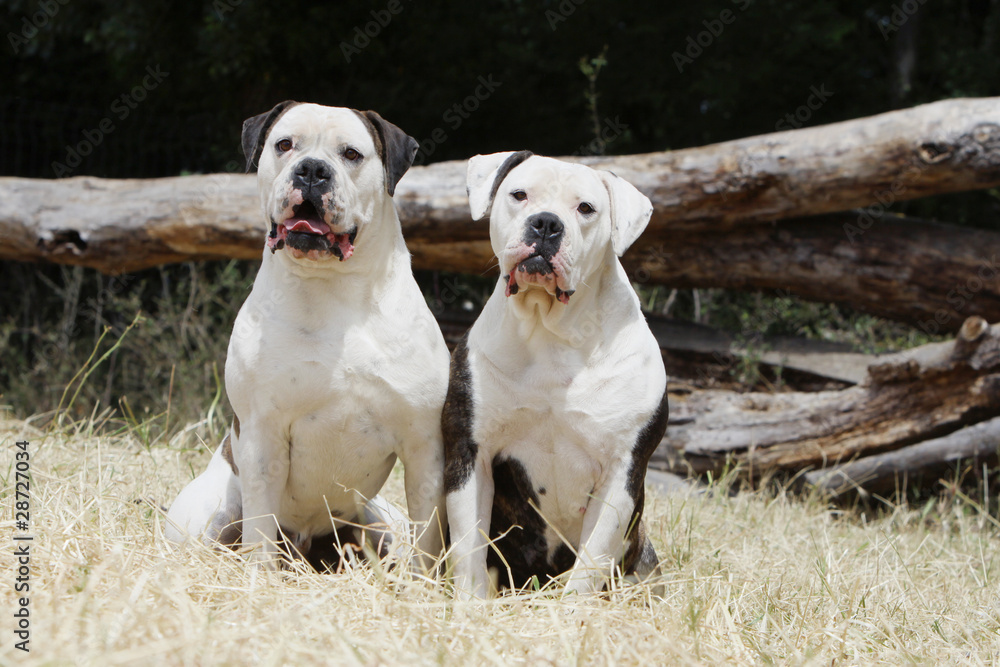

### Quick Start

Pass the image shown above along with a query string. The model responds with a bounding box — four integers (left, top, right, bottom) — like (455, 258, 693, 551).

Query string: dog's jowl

(444, 152, 667, 598)
(165, 102, 450, 571)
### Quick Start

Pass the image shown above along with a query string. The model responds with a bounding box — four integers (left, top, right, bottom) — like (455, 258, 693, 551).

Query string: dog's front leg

(565, 461, 635, 595)
(446, 457, 494, 600)
(235, 427, 289, 570)
(402, 439, 447, 574)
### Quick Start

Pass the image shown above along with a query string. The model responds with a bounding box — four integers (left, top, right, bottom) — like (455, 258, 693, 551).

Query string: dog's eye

(344, 148, 363, 162)
(511, 190, 527, 202)
(275, 139, 293, 153)
(578, 202, 596, 215)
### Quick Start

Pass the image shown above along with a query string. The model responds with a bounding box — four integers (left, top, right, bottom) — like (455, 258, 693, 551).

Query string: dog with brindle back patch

(165, 102, 450, 571)
(444, 151, 667, 599)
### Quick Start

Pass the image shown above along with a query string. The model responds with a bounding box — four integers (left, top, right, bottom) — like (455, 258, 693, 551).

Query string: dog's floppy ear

(359, 110, 419, 197)
(241, 100, 300, 173)
(599, 171, 653, 256)
(466, 150, 533, 220)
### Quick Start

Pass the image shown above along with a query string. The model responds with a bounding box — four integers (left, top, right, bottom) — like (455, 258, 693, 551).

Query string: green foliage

(0, 260, 254, 431)
(1, 0, 996, 426)
(638, 286, 940, 355)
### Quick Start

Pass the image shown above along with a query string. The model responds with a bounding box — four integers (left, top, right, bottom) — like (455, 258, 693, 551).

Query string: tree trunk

(2, 98, 999, 328)
(652, 317, 1000, 478)
(802, 417, 1000, 496)
(628, 213, 1000, 331)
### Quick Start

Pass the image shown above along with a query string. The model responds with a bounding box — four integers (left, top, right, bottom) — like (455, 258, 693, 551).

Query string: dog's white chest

(472, 349, 654, 539)
(227, 292, 444, 535)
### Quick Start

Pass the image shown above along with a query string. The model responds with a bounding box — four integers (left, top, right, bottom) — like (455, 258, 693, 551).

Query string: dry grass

(2, 415, 999, 666)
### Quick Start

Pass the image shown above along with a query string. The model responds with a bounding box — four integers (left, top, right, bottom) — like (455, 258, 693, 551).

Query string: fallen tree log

(802, 416, 1000, 496)
(652, 316, 1000, 477)
(3, 196, 1000, 330)
(629, 213, 1000, 330)
(437, 309, 874, 386)
(2, 97, 998, 327)
(644, 315, 876, 386)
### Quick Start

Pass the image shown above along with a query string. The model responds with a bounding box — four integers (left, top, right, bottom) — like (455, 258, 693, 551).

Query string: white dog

(165, 102, 450, 571)
(444, 151, 667, 598)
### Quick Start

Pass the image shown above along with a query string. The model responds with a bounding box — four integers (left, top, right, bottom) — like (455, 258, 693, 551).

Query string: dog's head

(467, 152, 652, 305)
(241, 101, 418, 263)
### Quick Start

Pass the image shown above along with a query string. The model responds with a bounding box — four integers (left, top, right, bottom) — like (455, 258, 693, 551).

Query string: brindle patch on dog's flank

(485, 387, 669, 589)
(442, 333, 478, 494)
(486, 455, 576, 591)
(620, 386, 670, 576)
(626, 387, 669, 503)
(221, 435, 238, 477)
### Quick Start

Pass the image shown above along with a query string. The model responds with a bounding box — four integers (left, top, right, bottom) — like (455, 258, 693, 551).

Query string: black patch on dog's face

(241, 100, 300, 172)
(485, 150, 533, 214)
(520, 212, 565, 260)
(443, 333, 479, 494)
(292, 156, 334, 199)
(352, 109, 419, 196)
(517, 256, 554, 274)
(284, 230, 334, 253)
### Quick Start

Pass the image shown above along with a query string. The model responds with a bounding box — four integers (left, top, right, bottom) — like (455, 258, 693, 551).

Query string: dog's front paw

(244, 544, 283, 571)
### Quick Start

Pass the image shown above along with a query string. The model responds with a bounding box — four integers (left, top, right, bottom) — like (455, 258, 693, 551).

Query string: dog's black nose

(525, 212, 564, 246)
(294, 158, 332, 188)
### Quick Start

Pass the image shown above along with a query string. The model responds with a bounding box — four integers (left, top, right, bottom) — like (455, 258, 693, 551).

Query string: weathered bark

(644, 315, 874, 386)
(1, 97, 998, 254)
(629, 214, 1000, 331)
(435, 309, 873, 387)
(4, 189, 1000, 331)
(652, 317, 1000, 477)
(802, 416, 1000, 496)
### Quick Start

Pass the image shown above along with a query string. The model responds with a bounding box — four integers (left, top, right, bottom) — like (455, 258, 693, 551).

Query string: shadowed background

(2, 0, 999, 424)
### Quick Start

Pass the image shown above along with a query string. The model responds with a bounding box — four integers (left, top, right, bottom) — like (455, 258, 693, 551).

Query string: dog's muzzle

(267, 158, 356, 261)
(503, 212, 575, 304)
(268, 201, 356, 261)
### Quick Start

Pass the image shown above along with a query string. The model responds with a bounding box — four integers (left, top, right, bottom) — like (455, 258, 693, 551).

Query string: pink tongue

(335, 234, 354, 260)
(285, 219, 327, 235)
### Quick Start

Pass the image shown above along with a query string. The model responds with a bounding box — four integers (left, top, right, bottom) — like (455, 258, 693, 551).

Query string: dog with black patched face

(166, 102, 449, 572)
(444, 152, 667, 599)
